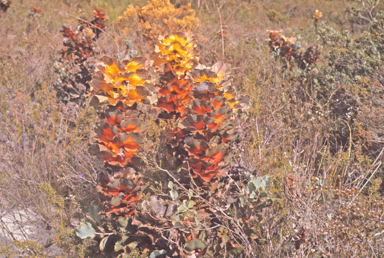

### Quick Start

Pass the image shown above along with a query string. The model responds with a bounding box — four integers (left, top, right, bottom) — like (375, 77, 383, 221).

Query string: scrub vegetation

(1, 0, 384, 257)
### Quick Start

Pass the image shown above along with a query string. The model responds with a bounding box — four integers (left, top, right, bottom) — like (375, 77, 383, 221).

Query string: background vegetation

(1, 0, 384, 257)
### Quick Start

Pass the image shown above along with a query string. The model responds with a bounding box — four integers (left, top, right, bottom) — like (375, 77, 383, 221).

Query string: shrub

(0, 0, 10, 13)
(28, 6, 41, 18)
(267, 29, 320, 69)
(311, 4, 384, 152)
(265, 4, 384, 156)
(267, 9, 289, 23)
(74, 31, 277, 257)
(53, 10, 107, 120)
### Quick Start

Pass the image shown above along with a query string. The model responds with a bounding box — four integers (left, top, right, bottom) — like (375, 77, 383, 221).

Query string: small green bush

(267, 9, 289, 23)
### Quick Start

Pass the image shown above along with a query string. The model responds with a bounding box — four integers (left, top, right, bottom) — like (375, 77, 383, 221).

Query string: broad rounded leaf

(114, 236, 129, 252)
(88, 202, 101, 225)
(75, 222, 95, 239)
(184, 239, 206, 252)
(110, 196, 121, 206)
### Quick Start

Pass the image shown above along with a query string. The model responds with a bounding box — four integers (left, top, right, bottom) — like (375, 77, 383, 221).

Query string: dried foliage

(119, 0, 200, 45)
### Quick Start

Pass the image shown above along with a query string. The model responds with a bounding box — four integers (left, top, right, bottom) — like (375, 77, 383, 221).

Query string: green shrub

(267, 9, 289, 23)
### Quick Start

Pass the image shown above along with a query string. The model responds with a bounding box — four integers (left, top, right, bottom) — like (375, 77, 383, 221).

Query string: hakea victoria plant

(77, 31, 278, 257)
(267, 29, 320, 70)
(153, 32, 249, 182)
(89, 55, 150, 168)
(91, 10, 108, 38)
(88, 54, 151, 219)
(153, 32, 198, 117)
(53, 10, 107, 114)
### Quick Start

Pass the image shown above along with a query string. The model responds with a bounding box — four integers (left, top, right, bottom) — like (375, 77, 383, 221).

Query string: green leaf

(122, 179, 136, 190)
(130, 156, 144, 167)
(246, 182, 255, 194)
(256, 199, 273, 209)
(170, 189, 179, 200)
(232, 246, 243, 254)
(254, 175, 270, 191)
(249, 192, 256, 199)
(117, 216, 137, 233)
(187, 200, 196, 209)
(118, 216, 129, 229)
(108, 179, 122, 190)
(84, 217, 97, 230)
(188, 189, 193, 199)
(220, 235, 230, 248)
(259, 191, 267, 198)
(239, 196, 245, 206)
(110, 196, 121, 206)
(150, 250, 166, 258)
(127, 241, 139, 251)
(175, 223, 189, 233)
(130, 50, 139, 58)
(184, 239, 206, 252)
(114, 236, 129, 252)
(124, 39, 132, 48)
(177, 200, 188, 214)
(75, 222, 95, 239)
(88, 202, 101, 225)
(256, 239, 267, 245)
(269, 193, 281, 200)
